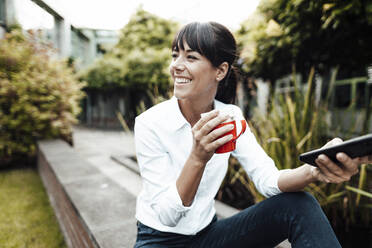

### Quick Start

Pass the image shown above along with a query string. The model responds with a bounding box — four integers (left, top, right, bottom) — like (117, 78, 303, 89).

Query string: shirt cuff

(276, 169, 292, 193)
(150, 183, 192, 227)
(168, 183, 194, 212)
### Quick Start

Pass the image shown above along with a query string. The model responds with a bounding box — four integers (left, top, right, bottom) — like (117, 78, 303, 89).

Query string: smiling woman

(169, 22, 239, 127)
(132, 21, 372, 248)
(171, 43, 221, 109)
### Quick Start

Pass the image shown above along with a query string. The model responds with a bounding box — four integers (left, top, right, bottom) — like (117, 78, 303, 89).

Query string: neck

(178, 96, 215, 127)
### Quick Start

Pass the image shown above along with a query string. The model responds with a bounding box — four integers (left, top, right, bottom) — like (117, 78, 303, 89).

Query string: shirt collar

(169, 96, 225, 131)
(169, 96, 189, 131)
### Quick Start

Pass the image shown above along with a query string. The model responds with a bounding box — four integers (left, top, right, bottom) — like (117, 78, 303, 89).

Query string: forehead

(172, 28, 202, 53)
(173, 40, 194, 52)
(182, 42, 191, 50)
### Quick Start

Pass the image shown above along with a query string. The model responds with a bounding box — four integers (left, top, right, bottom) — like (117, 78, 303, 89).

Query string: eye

(187, 55, 197, 60)
(171, 53, 178, 58)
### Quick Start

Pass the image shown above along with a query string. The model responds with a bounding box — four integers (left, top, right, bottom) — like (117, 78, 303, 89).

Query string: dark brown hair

(172, 22, 239, 104)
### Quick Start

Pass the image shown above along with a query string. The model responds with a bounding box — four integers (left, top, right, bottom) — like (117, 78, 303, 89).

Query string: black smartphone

(299, 134, 372, 166)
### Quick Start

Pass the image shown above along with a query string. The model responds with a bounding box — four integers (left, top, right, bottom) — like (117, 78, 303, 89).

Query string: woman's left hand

(311, 138, 372, 183)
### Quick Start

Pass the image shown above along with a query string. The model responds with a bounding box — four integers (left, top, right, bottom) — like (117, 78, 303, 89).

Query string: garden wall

(37, 140, 137, 247)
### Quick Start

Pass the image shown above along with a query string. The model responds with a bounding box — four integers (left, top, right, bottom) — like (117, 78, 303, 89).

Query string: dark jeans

(134, 192, 341, 248)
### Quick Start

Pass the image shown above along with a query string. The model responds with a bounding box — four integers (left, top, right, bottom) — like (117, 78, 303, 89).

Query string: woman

(134, 22, 371, 248)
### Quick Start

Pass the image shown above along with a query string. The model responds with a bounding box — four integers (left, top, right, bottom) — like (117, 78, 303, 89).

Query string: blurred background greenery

(1, 0, 371, 247)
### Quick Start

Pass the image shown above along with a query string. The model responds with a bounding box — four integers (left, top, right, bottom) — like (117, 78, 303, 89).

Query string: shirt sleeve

(231, 107, 286, 198)
(134, 116, 192, 227)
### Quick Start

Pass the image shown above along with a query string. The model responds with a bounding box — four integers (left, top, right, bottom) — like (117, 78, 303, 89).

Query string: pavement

(72, 125, 141, 197)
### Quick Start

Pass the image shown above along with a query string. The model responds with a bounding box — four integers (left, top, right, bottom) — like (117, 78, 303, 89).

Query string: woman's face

(170, 42, 219, 101)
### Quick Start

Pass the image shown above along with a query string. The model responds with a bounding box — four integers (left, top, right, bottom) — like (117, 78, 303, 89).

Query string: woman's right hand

(189, 110, 234, 165)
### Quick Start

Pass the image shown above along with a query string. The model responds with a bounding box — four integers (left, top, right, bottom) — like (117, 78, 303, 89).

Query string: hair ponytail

(215, 65, 239, 104)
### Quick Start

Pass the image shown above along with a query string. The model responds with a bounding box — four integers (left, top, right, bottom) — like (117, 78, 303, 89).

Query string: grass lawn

(0, 167, 67, 248)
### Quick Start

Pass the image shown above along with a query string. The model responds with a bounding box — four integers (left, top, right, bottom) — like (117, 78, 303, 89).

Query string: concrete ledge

(38, 140, 137, 248)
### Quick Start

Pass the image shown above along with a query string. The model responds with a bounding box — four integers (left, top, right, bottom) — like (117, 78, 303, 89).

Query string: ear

(215, 62, 229, 82)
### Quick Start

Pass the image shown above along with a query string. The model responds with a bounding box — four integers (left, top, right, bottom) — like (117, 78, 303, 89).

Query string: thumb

(322, 137, 343, 149)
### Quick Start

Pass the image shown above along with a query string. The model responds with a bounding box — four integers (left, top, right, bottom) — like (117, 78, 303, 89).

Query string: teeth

(175, 78, 191, 84)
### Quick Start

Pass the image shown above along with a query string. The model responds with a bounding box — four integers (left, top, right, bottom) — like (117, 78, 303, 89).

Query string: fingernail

(318, 155, 326, 162)
(338, 153, 346, 161)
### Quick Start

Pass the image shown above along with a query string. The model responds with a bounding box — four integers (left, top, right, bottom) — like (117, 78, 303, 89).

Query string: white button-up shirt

(134, 96, 284, 235)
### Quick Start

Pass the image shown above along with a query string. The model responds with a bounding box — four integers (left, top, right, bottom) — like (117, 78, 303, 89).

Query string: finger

(322, 137, 343, 148)
(315, 159, 336, 182)
(336, 152, 359, 175)
(316, 155, 344, 183)
(199, 113, 231, 135)
(317, 154, 348, 179)
(194, 110, 219, 131)
(205, 134, 233, 152)
(205, 124, 234, 143)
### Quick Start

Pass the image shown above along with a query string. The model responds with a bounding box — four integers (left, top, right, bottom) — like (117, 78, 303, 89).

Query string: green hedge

(0, 30, 86, 166)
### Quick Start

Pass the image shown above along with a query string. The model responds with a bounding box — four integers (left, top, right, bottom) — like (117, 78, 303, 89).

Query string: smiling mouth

(175, 78, 192, 84)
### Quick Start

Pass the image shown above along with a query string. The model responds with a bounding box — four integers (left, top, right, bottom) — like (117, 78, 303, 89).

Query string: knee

(276, 191, 321, 215)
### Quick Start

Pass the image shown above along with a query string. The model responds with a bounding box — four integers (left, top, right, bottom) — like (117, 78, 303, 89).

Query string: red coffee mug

(215, 120, 247, 153)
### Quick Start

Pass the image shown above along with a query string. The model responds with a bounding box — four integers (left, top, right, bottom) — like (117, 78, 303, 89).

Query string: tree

(79, 7, 179, 95)
(78, 7, 179, 127)
(237, 0, 372, 81)
(115, 7, 177, 52)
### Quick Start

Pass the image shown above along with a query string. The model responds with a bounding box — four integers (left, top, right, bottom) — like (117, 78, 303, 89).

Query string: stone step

(38, 140, 137, 248)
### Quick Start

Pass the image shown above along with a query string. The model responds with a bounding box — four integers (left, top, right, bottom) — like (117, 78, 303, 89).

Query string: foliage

(79, 7, 178, 95)
(79, 56, 125, 89)
(0, 29, 86, 165)
(236, 0, 372, 81)
(115, 7, 177, 52)
(224, 68, 372, 233)
(0, 168, 66, 247)
(79, 8, 178, 127)
(250, 67, 329, 168)
(122, 48, 173, 93)
(80, 47, 172, 94)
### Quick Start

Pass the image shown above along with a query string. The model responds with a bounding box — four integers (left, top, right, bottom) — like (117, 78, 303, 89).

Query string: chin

(173, 89, 187, 100)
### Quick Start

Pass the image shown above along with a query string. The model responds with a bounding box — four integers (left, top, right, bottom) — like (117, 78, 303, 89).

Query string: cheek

(201, 68, 217, 81)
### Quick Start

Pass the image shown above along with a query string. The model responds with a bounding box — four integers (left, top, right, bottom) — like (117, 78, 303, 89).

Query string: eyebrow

(186, 49, 196, 53)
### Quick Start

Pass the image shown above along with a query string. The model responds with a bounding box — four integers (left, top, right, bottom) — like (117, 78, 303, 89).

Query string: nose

(170, 56, 186, 72)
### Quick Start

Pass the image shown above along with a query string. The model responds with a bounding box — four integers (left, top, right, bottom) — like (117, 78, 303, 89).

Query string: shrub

(221, 68, 372, 237)
(0, 29, 86, 166)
